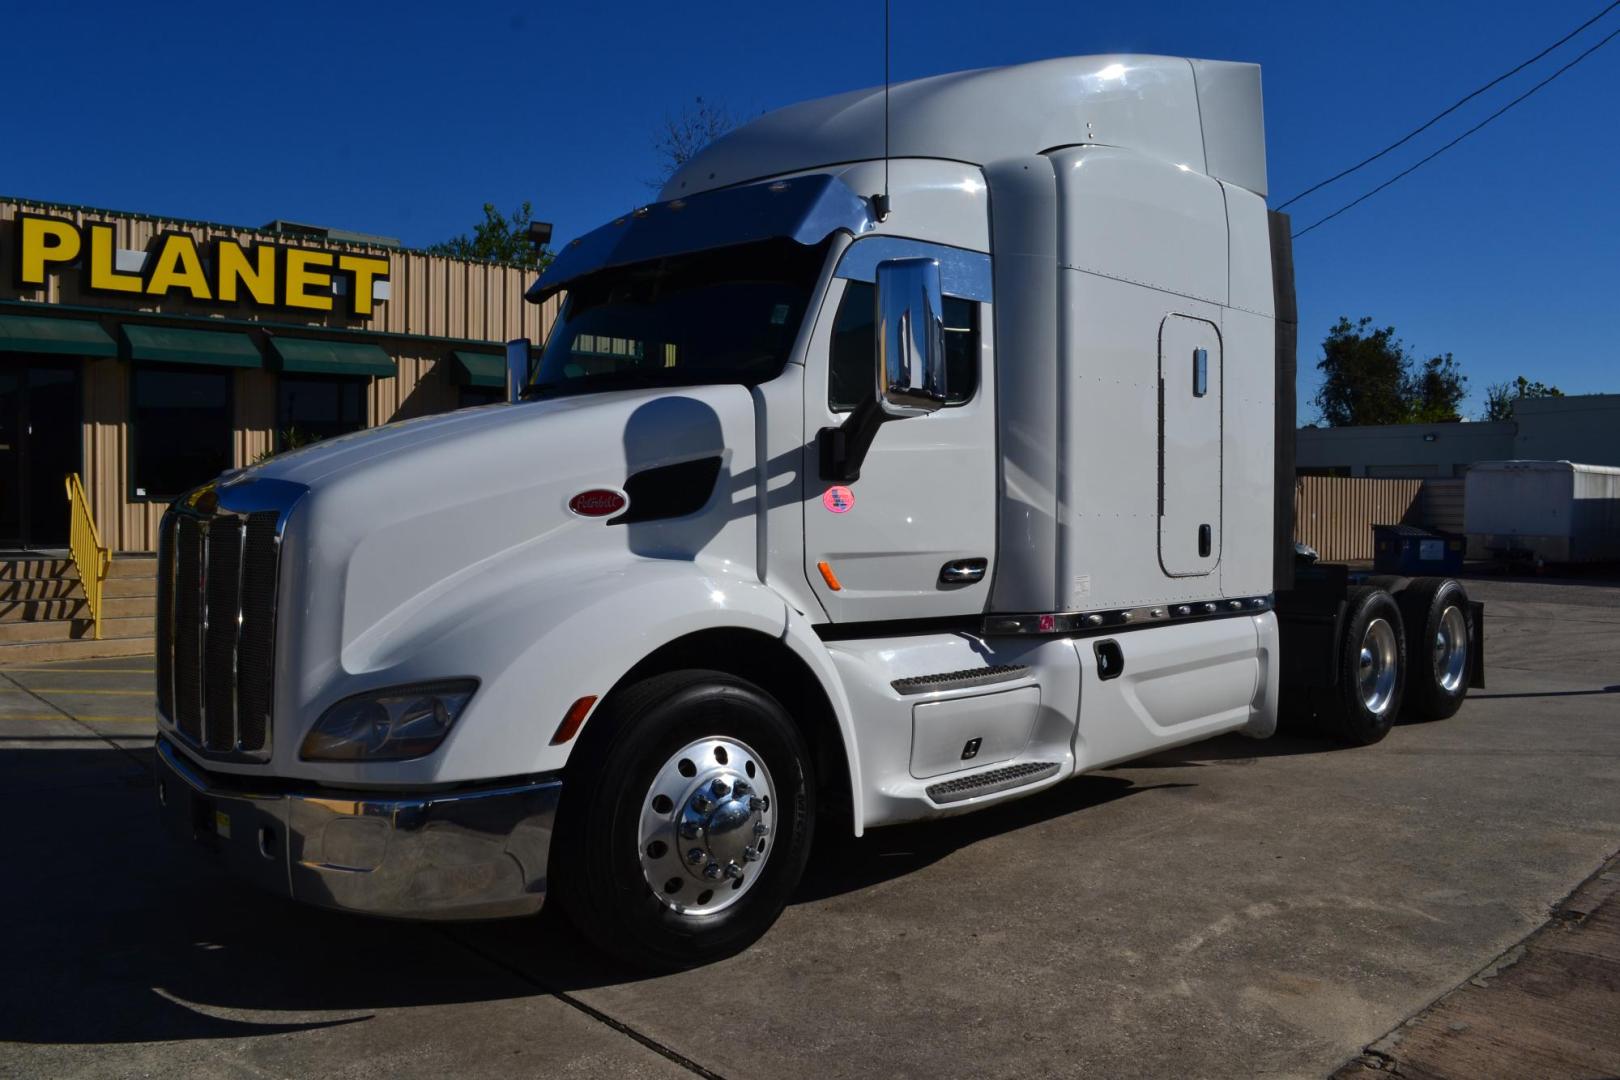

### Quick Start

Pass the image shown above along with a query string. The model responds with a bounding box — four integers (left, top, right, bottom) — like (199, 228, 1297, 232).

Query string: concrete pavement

(2, 575, 1617, 1078)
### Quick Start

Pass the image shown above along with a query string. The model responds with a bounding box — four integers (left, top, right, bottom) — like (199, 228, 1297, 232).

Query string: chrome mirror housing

(875, 257, 948, 418)
(505, 339, 532, 404)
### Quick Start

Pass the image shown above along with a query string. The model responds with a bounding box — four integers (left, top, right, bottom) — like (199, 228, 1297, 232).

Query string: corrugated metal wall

(1420, 478, 1466, 534)
(1293, 476, 1423, 562)
(2, 199, 561, 552)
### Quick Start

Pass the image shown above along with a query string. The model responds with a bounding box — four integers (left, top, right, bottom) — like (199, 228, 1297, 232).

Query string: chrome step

(891, 664, 1029, 695)
(926, 761, 1060, 805)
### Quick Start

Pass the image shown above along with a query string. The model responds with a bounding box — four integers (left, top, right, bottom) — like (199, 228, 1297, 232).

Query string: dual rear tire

(1303, 578, 1474, 745)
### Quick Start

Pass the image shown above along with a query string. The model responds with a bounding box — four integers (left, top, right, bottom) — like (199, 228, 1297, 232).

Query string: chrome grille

(159, 506, 282, 760)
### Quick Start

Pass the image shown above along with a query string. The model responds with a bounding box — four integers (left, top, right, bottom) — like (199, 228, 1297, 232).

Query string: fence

(1293, 476, 1423, 562)
(1420, 478, 1466, 534)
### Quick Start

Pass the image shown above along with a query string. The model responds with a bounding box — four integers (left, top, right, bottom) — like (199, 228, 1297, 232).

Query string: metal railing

(65, 472, 113, 640)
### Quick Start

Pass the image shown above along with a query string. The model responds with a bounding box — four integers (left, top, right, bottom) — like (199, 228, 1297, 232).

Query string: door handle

(939, 558, 987, 585)
(1095, 640, 1124, 680)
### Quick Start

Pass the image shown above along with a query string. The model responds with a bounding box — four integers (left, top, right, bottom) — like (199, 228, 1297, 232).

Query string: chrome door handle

(939, 558, 987, 585)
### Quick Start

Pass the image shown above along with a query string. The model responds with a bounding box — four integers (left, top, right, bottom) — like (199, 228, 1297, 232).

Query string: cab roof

(660, 54, 1267, 201)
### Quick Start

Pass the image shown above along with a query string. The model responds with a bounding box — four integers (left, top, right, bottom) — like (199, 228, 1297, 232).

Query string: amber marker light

(551, 695, 599, 745)
(817, 561, 843, 591)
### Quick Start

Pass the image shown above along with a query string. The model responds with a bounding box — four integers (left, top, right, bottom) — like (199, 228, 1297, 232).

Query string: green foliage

(1313, 316, 1468, 426)
(1481, 375, 1564, 421)
(1408, 353, 1468, 423)
(253, 427, 319, 464)
(427, 201, 553, 268)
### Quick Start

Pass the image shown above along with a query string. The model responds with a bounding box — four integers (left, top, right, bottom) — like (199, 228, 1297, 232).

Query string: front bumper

(154, 737, 562, 920)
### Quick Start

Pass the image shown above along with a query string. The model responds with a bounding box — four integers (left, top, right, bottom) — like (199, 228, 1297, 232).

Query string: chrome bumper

(154, 737, 561, 920)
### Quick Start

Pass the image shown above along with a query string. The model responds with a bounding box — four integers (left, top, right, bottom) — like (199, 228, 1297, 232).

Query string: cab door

(801, 239, 997, 623)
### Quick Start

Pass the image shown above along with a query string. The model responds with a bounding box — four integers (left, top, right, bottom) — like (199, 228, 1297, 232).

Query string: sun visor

(526, 173, 873, 302)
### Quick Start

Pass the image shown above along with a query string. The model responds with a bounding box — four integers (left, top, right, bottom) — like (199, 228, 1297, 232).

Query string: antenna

(874, 0, 892, 221)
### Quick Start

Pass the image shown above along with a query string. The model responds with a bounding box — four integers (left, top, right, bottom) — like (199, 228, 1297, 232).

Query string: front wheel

(551, 670, 815, 970)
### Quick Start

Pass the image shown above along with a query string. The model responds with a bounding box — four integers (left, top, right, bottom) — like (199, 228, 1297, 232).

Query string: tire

(1313, 586, 1407, 746)
(1396, 578, 1473, 721)
(1362, 574, 1411, 596)
(551, 670, 815, 970)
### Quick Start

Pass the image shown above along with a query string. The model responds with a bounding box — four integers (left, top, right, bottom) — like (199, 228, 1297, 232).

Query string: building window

(278, 375, 367, 447)
(130, 366, 234, 500)
(827, 281, 981, 412)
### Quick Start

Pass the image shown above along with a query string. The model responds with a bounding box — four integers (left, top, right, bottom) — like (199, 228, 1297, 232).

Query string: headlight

(301, 680, 477, 762)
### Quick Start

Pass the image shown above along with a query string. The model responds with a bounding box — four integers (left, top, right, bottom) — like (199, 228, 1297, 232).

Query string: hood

(237, 386, 763, 668)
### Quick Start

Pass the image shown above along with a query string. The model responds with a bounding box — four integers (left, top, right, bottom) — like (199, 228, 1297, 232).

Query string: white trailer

(153, 55, 1484, 968)
(1466, 459, 1620, 565)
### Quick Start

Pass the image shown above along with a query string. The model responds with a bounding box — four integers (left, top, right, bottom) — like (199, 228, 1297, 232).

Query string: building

(1296, 393, 1620, 478)
(0, 196, 559, 554)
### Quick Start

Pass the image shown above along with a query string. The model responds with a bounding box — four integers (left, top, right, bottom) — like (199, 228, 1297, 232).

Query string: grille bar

(155, 516, 174, 722)
(172, 517, 203, 741)
(202, 520, 242, 751)
(235, 512, 279, 753)
(160, 505, 281, 761)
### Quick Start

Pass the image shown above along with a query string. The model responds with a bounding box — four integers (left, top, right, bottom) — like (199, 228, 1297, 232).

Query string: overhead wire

(1291, 22, 1620, 240)
(1277, 0, 1620, 210)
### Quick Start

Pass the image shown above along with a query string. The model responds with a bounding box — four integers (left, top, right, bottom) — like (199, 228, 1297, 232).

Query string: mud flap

(1469, 600, 1486, 689)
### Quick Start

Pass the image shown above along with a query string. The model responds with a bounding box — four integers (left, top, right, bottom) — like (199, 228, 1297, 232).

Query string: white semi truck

(155, 55, 1483, 968)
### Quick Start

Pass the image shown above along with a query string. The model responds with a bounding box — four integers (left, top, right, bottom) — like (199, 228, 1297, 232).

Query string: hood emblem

(568, 488, 629, 518)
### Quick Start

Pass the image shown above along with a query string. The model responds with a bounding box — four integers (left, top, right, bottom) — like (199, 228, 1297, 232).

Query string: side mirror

(875, 257, 948, 417)
(505, 338, 532, 403)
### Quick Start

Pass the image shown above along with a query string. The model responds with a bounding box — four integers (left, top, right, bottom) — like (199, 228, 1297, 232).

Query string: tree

(428, 201, 551, 268)
(1481, 375, 1564, 421)
(1408, 352, 1468, 423)
(1312, 316, 1467, 426)
(649, 97, 741, 186)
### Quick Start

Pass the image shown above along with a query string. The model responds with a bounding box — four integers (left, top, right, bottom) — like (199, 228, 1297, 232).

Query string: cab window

(827, 281, 980, 412)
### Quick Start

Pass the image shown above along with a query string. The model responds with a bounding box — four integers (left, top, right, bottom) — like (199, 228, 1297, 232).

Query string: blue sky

(7, 0, 1617, 419)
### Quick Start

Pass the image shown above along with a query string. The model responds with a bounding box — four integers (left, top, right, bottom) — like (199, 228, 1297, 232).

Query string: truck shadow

(456, 771, 1186, 992)
(794, 772, 1176, 904)
(1, 743, 1186, 1043)
(1109, 729, 1361, 767)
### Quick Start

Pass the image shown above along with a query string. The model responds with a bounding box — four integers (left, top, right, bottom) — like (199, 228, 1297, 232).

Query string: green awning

(120, 324, 262, 368)
(269, 336, 396, 377)
(450, 349, 505, 388)
(0, 314, 117, 357)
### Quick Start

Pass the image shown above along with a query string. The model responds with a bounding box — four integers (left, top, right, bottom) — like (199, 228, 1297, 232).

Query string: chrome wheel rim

(637, 736, 777, 916)
(1433, 604, 1468, 693)
(1358, 617, 1399, 715)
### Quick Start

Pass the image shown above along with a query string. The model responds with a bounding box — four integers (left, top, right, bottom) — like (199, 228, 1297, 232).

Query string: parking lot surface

(3, 575, 1618, 1078)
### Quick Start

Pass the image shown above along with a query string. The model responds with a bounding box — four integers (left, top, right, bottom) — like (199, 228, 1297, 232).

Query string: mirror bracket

(818, 396, 888, 483)
(504, 338, 532, 404)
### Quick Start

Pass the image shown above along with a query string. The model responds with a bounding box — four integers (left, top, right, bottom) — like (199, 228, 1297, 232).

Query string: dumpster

(1372, 524, 1465, 575)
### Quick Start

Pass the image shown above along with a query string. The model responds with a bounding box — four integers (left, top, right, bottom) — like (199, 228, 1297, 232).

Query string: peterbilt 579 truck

(155, 55, 1482, 968)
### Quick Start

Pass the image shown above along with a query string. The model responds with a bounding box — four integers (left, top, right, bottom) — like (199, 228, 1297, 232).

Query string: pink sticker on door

(822, 485, 855, 514)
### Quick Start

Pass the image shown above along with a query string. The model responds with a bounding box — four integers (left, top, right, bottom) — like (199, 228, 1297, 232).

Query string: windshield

(528, 237, 831, 399)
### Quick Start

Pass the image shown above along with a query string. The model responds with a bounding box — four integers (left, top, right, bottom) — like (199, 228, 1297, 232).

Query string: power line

(1277, 0, 1620, 210)
(1292, 23, 1620, 240)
